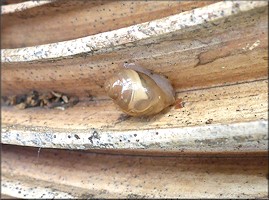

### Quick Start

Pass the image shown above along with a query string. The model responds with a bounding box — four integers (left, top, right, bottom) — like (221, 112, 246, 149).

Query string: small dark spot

(74, 134, 80, 139)
(116, 114, 131, 123)
(134, 134, 137, 137)
(53, 135, 56, 138)
(136, 139, 139, 142)
(119, 139, 122, 142)
(68, 135, 71, 138)
(205, 119, 213, 124)
(234, 2, 239, 8)
(128, 140, 130, 142)
(156, 132, 159, 135)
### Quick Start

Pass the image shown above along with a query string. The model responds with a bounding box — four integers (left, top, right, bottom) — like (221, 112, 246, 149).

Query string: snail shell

(104, 63, 175, 116)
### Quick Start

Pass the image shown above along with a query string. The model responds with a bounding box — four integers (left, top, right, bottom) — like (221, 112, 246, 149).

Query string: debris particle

(51, 91, 62, 98)
(54, 106, 65, 111)
(174, 98, 185, 109)
(205, 119, 213, 124)
(116, 114, 131, 123)
(74, 134, 80, 139)
(15, 102, 26, 110)
(2, 90, 79, 110)
(62, 95, 69, 103)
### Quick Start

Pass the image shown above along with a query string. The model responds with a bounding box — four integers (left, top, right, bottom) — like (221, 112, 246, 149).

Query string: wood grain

(2, 80, 268, 151)
(2, 80, 267, 131)
(1, 1, 214, 48)
(1, 145, 268, 198)
(1, 2, 268, 98)
(1, 2, 268, 198)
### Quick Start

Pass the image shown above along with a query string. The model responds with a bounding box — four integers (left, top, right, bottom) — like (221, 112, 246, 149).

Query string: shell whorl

(105, 65, 175, 116)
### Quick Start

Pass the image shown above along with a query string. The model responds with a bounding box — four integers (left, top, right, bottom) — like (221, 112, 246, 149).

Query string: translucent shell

(104, 63, 175, 116)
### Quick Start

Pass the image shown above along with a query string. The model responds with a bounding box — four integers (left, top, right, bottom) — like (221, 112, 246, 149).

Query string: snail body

(105, 63, 175, 116)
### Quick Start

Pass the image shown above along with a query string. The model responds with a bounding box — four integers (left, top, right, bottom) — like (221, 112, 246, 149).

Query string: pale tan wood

(1, 2, 268, 98)
(0, 2, 267, 146)
(0, 194, 16, 199)
(1, 80, 268, 151)
(1, 1, 214, 48)
(1, 1, 268, 151)
(1, 145, 268, 198)
(1, 2, 268, 198)
(2, 80, 267, 131)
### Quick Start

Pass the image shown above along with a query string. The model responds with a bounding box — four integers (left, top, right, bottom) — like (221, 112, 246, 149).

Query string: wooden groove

(2, 80, 267, 130)
(1, 1, 214, 48)
(1, 144, 268, 198)
(1, 2, 268, 98)
(1, 1, 268, 198)
(2, 80, 268, 151)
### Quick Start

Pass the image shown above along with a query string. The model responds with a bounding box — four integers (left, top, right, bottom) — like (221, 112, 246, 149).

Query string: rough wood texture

(1, 1, 268, 199)
(1, 145, 268, 198)
(1, 1, 268, 98)
(1, 1, 214, 48)
(1, 0, 53, 15)
(1, 1, 268, 151)
(2, 80, 268, 151)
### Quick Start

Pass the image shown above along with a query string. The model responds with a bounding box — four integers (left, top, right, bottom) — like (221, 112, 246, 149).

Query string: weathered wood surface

(1, 1, 214, 48)
(1, 1, 268, 154)
(1, 0, 53, 15)
(1, 1, 268, 199)
(1, 145, 268, 199)
(1, 80, 268, 151)
(1, 2, 268, 150)
(1, 1, 268, 99)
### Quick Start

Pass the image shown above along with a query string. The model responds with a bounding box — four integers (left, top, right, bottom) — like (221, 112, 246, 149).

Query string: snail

(104, 63, 175, 116)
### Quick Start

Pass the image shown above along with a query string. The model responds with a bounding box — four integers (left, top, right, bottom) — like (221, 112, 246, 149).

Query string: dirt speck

(205, 119, 213, 124)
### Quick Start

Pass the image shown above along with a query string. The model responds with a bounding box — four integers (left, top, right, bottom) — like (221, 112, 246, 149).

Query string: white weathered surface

(1, 1, 267, 62)
(1, 120, 267, 152)
(1, 0, 54, 14)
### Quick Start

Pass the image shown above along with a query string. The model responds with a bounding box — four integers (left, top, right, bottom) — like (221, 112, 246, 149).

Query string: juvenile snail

(105, 63, 175, 116)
